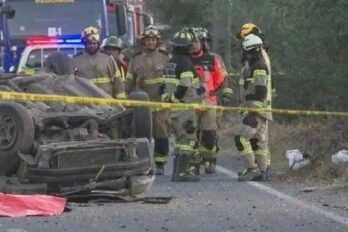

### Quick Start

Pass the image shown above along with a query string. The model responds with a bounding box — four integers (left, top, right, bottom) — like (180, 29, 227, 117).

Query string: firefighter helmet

(81, 26, 100, 43)
(102, 36, 123, 49)
(191, 27, 210, 40)
(170, 31, 193, 47)
(141, 26, 161, 39)
(237, 23, 262, 39)
(242, 34, 263, 51)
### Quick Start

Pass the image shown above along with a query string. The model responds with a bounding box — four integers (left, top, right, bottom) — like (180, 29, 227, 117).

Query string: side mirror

(115, 3, 127, 36)
(1, 5, 15, 19)
(142, 14, 153, 28)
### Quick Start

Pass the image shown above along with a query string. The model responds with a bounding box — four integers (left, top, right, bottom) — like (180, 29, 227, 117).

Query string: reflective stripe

(222, 88, 233, 95)
(126, 73, 133, 80)
(180, 71, 194, 87)
(199, 146, 216, 153)
(192, 78, 200, 84)
(228, 72, 239, 78)
(180, 71, 194, 79)
(120, 67, 125, 81)
(246, 78, 255, 83)
(254, 149, 268, 156)
(165, 78, 180, 85)
(239, 78, 244, 86)
(116, 92, 127, 99)
(199, 146, 217, 158)
(246, 100, 264, 108)
(91, 77, 110, 84)
(174, 144, 195, 152)
(144, 77, 165, 85)
(240, 136, 253, 155)
(253, 70, 267, 76)
(154, 156, 167, 163)
(114, 70, 121, 78)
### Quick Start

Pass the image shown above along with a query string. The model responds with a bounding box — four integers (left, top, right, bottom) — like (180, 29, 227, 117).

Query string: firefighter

(162, 30, 204, 182)
(234, 34, 273, 182)
(188, 27, 226, 174)
(101, 36, 128, 81)
(72, 26, 125, 98)
(125, 26, 170, 175)
(237, 23, 272, 170)
(236, 23, 271, 104)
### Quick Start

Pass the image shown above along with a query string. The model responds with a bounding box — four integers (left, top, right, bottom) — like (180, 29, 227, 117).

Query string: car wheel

(128, 91, 152, 140)
(0, 102, 35, 175)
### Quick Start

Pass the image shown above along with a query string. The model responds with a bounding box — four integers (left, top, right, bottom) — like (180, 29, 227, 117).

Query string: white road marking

(216, 165, 348, 227)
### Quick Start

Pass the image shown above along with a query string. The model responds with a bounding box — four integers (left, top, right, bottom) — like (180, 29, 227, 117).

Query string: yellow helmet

(237, 23, 261, 40)
(81, 26, 100, 43)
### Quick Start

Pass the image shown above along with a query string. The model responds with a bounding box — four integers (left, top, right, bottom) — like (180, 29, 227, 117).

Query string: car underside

(0, 70, 154, 198)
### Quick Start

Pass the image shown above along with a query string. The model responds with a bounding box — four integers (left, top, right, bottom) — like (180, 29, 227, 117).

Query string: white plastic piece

(286, 149, 310, 170)
(331, 150, 348, 164)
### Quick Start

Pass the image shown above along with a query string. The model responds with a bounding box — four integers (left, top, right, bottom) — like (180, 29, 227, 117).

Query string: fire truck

(0, 0, 153, 74)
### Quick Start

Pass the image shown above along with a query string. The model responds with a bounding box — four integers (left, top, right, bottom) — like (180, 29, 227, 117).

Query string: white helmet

(242, 34, 263, 51)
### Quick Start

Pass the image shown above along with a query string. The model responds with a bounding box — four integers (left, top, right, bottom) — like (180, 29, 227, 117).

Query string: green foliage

(145, 0, 212, 38)
(145, 0, 348, 111)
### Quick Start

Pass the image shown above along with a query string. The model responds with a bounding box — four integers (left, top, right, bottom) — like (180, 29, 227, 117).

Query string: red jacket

(191, 50, 225, 104)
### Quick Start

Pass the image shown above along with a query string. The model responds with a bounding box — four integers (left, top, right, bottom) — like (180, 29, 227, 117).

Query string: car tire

(128, 91, 152, 140)
(0, 102, 35, 175)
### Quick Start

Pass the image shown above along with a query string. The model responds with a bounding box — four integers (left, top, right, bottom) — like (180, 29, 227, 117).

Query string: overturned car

(0, 53, 154, 198)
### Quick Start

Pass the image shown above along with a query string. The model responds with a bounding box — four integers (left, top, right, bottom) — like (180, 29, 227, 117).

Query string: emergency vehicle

(0, 0, 153, 74)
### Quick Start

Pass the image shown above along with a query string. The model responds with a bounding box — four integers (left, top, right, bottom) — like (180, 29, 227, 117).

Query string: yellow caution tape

(0, 91, 348, 117)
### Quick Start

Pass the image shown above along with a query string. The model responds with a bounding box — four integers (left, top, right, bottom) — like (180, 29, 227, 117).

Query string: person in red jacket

(188, 27, 226, 174)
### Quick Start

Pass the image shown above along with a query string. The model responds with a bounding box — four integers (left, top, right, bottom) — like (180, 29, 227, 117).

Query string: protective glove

(196, 86, 206, 96)
(242, 112, 258, 128)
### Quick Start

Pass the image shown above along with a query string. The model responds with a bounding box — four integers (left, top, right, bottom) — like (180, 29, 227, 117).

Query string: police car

(17, 36, 84, 75)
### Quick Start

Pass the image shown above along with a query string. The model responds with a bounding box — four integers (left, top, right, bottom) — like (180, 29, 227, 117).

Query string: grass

(269, 117, 348, 184)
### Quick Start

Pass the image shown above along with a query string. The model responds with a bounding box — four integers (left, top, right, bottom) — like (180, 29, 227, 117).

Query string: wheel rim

(0, 112, 18, 150)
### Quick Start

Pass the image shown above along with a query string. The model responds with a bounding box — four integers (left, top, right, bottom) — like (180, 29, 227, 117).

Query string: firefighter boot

(172, 153, 201, 182)
(253, 153, 269, 181)
(237, 168, 261, 182)
(203, 158, 216, 174)
(238, 154, 259, 181)
(190, 152, 201, 176)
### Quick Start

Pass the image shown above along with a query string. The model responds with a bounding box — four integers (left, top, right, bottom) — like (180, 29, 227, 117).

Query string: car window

(26, 48, 56, 68)
(59, 47, 83, 59)
(25, 47, 82, 68)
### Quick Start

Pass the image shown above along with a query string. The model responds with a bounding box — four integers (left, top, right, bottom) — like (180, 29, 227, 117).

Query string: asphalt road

(1, 152, 348, 232)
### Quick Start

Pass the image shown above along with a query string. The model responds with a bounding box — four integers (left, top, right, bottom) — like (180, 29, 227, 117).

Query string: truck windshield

(107, 6, 134, 48)
(124, 11, 135, 47)
(8, 0, 105, 37)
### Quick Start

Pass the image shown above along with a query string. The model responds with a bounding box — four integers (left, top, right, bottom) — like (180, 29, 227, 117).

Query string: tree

(145, 0, 348, 111)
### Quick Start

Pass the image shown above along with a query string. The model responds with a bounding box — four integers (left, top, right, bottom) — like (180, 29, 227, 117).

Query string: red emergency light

(26, 36, 63, 45)
(26, 36, 82, 46)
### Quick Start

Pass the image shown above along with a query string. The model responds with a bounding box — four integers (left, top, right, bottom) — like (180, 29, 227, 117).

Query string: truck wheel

(128, 91, 152, 140)
(0, 103, 35, 175)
